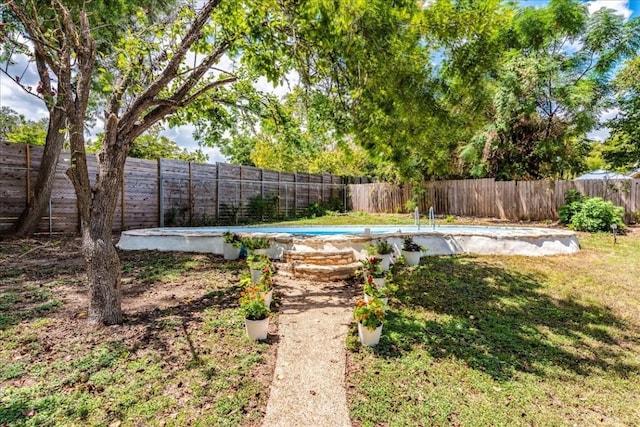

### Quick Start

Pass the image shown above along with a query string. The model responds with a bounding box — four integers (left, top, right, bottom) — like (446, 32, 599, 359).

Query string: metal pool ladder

(428, 206, 435, 230)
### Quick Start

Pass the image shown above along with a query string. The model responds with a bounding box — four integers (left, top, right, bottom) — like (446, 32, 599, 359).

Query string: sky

(0, 0, 639, 163)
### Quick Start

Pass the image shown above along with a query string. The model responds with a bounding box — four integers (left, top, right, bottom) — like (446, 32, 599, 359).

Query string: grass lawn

(1, 213, 638, 426)
(345, 229, 640, 426)
(0, 241, 275, 427)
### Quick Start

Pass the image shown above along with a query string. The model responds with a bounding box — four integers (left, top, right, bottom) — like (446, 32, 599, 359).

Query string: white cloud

(254, 70, 299, 99)
(599, 107, 620, 122)
(161, 124, 226, 164)
(587, 127, 610, 141)
(0, 75, 49, 120)
(587, 107, 620, 141)
(586, 0, 633, 20)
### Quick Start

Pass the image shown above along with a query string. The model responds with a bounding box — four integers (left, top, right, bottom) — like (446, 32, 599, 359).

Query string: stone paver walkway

(262, 278, 356, 427)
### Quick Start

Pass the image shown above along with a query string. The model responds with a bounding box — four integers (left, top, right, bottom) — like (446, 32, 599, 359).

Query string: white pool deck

(117, 225, 580, 257)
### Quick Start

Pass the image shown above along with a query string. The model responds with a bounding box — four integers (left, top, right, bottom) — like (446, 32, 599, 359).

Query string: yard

(1, 213, 639, 426)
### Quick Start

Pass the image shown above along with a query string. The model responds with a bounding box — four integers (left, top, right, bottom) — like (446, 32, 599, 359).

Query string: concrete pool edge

(116, 226, 580, 257)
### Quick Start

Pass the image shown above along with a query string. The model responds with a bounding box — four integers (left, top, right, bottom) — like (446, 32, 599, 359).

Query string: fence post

(307, 174, 310, 209)
(343, 177, 347, 212)
(121, 170, 125, 230)
(188, 161, 193, 226)
(26, 144, 31, 204)
(294, 172, 298, 216)
(158, 158, 164, 227)
(215, 162, 220, 220)
(239, 165, 243, 220)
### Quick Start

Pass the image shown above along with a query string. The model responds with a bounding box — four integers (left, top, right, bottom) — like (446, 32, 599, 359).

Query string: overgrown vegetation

(558, 190, 626, 232)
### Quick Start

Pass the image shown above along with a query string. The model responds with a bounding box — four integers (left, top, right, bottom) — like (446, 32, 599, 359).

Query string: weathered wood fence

(0, 142, 365, 234)
(348, 178, 640, 222)
(4, 140, 638, 234)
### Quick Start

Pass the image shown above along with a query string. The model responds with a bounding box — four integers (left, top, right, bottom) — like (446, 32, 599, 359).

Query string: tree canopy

(602, 56, 640, 170)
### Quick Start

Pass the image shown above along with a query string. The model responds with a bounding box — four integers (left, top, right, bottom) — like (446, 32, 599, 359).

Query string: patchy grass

(346, 230, 640, 426)
(0, 240, 275, 427)
(2, 218, 638, 427)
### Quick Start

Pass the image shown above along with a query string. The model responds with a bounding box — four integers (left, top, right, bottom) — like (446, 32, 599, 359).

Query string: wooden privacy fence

(0, 142, 363, 234)
(349, 178, 640, 222)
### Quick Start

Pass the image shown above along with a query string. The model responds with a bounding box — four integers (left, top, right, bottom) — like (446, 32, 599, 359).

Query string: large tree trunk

(75, 118, 128, 325)
(83, 220, 123, 325)
(11, 111, 66, 237)
(11, 50, 68, 237)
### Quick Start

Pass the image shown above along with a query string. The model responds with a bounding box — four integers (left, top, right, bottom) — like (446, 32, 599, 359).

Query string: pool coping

(117, 226, 580, 257)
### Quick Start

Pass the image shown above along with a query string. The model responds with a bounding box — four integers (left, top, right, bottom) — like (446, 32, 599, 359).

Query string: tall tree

(262, 0, 440, 182)
(0, 0, 174, 237)
(460, 0, 640, 179)
(602, 57, 640, 170)
(4, 0, 309, 324)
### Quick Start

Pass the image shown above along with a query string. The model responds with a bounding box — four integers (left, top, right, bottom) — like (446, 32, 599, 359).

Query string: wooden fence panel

(348, 178, 640, 223)
(0, 142, 28, 231)
(295, 173, 310, 215)
(191, 162, 217, 225)
(124, 158, 159, 230)
(1, 142, 353, 234)
(277, 172, 295, 218)
(216, 163, 241, 222)
(239, 166, 263, 219)
(309, 174, 323, 206)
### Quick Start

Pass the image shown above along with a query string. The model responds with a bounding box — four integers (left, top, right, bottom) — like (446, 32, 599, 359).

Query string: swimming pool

(117, 224, 580, 257)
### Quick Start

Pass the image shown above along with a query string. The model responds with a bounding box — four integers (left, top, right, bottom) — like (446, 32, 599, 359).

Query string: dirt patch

(0, 237, 277, 426)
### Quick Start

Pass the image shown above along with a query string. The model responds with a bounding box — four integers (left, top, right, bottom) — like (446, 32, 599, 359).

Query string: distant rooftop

(575, 169, 630, 180)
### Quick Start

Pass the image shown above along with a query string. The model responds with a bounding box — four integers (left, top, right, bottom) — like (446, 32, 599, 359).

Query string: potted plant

(363, 275, 392, 305)
(222, 232, 242, 260)
(241, 236, 271, 256)
(247, 254, 273, 283)
(365, 240, 393, 270)
(241, 274, 274, 307)
(361, 257, 386, 287)
(239, 286, 270, 340)
(401, 237, 425, 266)
(354, 298, 385, 346)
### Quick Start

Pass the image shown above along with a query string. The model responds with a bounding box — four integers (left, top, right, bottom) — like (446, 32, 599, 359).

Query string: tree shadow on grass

(374, 256, 640, 381)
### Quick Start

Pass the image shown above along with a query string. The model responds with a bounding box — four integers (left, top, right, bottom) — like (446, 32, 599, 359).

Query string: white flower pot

(375, 254, 391, 271)
(364, 294, 388, 306)
(262, 289, 273, 307)
(402, 250, 421, 266)
(245, 317, 269, 340)
(223, 243, 241, 260)
(358, 323, 383, 346)
(250, 268, 263, 283)
(373, 277, 386, 288)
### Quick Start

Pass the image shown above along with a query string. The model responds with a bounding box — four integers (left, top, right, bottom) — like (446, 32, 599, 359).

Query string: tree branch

(121, 0, 223, 124)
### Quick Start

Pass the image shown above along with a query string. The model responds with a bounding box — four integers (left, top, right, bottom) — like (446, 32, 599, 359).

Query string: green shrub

(300, 198, 344, 219)
(569, 197, 626, 233)
(247, 194, 279, 222)
(558, 189, 584, 224)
